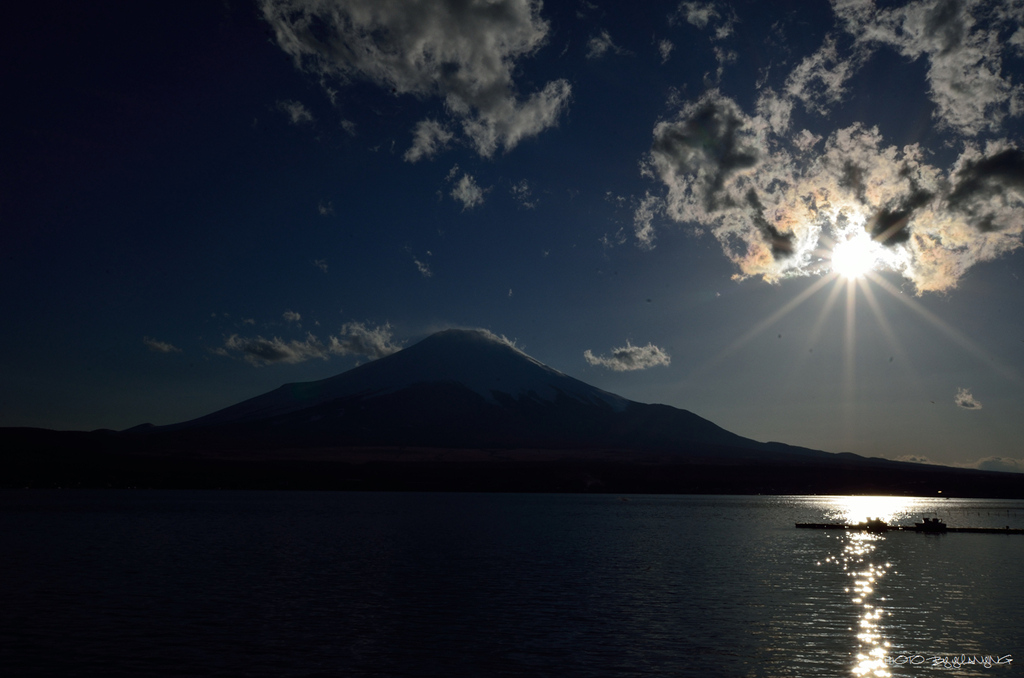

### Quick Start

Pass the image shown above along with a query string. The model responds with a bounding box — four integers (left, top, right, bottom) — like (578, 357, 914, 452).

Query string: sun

(830, 233, 880, 279)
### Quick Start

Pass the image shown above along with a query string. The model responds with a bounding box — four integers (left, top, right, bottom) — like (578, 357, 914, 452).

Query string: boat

(864, 517, 889, 533)
(913, 517, 947, 533)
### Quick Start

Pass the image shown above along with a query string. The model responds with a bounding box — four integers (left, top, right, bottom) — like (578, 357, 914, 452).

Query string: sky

(2, 0, 1023, 471)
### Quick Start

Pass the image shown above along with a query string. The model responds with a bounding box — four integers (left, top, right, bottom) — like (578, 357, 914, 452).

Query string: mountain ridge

(5, 328, 1023, 496)
(156, 328, 791, 456)
(169, 328, 630, 431)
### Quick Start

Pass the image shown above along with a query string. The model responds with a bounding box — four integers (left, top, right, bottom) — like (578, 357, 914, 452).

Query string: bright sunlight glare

(831, 233, 881, 279)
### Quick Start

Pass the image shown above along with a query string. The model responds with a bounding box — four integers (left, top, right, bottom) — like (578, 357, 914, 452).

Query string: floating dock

(795, 521, 1023, 535)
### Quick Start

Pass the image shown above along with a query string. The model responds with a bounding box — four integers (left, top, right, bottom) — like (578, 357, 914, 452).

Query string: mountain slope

(7, 328, 1024, 495)
(152, 328, 818, 459)
(175, 329, 628, 428)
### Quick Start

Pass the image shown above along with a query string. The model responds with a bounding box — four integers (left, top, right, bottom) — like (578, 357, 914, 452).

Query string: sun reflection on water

(835, 531, 894, 677)
(826, 495, 921, 526)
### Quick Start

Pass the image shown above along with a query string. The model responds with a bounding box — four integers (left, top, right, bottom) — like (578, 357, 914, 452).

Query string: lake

(1, 491, 1021, 677)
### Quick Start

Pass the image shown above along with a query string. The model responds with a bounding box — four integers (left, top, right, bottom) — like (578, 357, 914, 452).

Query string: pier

(796, 519, 1023, 535)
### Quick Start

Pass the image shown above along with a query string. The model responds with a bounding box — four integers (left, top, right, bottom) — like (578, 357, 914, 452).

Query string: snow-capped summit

(174, 328, 629, 429)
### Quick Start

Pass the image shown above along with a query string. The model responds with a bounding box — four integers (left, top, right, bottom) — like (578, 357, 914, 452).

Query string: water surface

(1, 491, 1020, 676)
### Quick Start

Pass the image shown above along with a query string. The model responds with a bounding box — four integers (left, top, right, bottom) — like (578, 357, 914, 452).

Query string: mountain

(156, 328, 807, 457)
(4, 328, 1023, 496)
(172, 328, 629, 428)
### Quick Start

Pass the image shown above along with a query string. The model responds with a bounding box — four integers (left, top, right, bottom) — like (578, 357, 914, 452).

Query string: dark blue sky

(2, 0, 1023, 471)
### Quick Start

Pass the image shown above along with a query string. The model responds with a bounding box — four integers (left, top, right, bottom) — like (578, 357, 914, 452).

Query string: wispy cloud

(510, 179, 537, 208)
(330, 321, 403, 360)
(404, 119, 454, 163)
(455, 326, 520, 350)
(954, 387, 982, 410)
(223, 333, 323, 365)
(971, 457, 1024, 473)
(282, 310, 301, 323)
(276, 99, 313, 125)
(658, 39, 674, 64)
(262, 0, 571, 158)
(740, 1, 1024, 138)
(896, 453, 1024, 474)
(318, 200, 334, 216)
(221, 321, 401, 366)
(584, 341, 671, 371)
(313, 259, 328, 273)
(894, 454, 934, 465)
(143, 337, 182, 354)
(414, 255, 432, 278)
(834, 0, 1024, 136)
(784, 35, 867, 118)
(586, 30, 628, 59)
(674, 1, 737, 40)
(633, 192, 661, 250)
(451, 173, 487, 210)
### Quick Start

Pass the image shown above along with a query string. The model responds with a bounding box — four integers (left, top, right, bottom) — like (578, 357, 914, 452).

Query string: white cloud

(638, 89, 1024, 292)
(224, 333, 325, 365)
(414, 256, 432, 278)
(451, 173, 487, 210)
(467, 327, 520, 349)
(792, 128, 821, 153)
(897, 454, 1024, 473)
(584, 341, 671, 371)
(330, 321, 403, 359)
(833, 0, 1024, 136)
(222, 321, 401, 366)
(784, 35, 867, 116)
(971, 457, 1024, 473)
(261, 0, 571, 157)
(954, 387, 982, 409)
(633, 192, 661, 250)
(599, 228, 627, 249)
(461, 79, 572, 157)
(313, 259, 328, 273)
(283, 310, 301, 323)
(909, 142, 1024, 293)
(641, 90, 798, 280)
(1010, 26, 1024, 55)
(143, 337, 182, 354)
(894, 454, 936, 465)
(708, 45, 738, 84)
(276, 99, 314, 125)
(746, 1, 1024, 139)
(586, 30, 628, 59)
(678, 1, 716, 29)
(318, 200, 334, 216)
(754, 88, 793, 136)
(510, 179, 536, 208)
(404, 119, 454, 163)
(658, 39, 674, 63)
(675, 1, 737, 39)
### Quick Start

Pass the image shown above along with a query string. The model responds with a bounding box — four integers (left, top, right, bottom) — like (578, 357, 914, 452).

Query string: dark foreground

(4, 428, 1024, 497)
